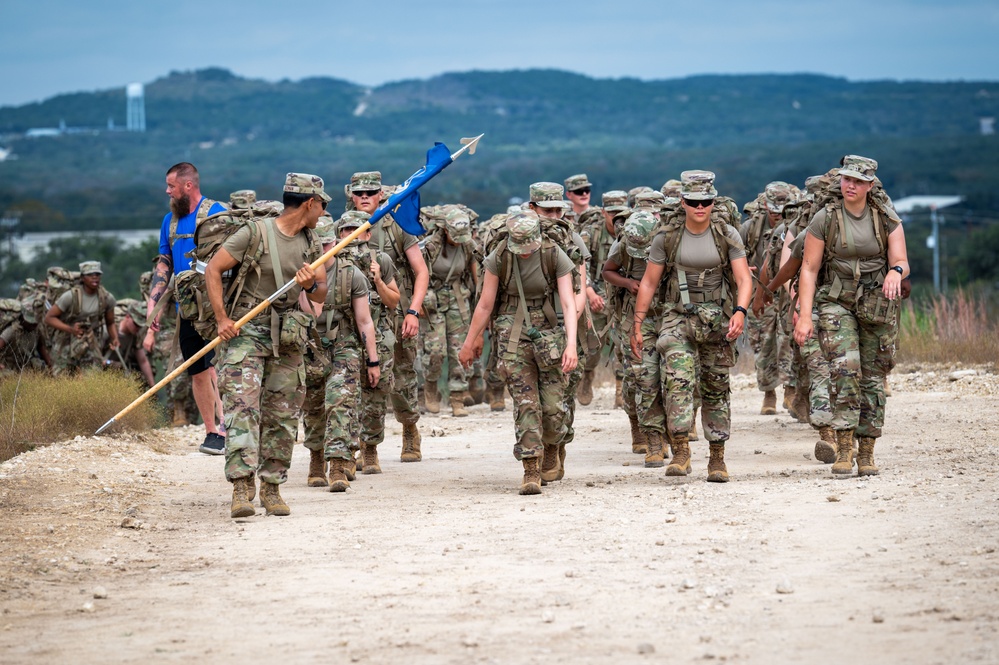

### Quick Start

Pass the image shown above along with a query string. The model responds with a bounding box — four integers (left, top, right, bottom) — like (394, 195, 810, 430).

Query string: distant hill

(1, 68, 998, 290)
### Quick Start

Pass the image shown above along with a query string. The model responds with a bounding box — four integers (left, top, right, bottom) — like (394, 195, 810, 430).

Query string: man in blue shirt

(144, 162, 228, 455)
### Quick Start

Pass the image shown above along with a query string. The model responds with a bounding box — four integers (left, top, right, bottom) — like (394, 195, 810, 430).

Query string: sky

(1, 0, 997, 108)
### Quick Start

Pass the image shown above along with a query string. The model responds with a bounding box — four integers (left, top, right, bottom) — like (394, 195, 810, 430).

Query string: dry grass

(898, 289, 999, 364)
(0, 370, 163, 463)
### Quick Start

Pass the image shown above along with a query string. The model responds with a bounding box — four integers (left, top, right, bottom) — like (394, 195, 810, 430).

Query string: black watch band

(366, 359, 379, 368)
(304, 281, 318, 294)
(889, 266, 903, 276)
(733, 305, 748, 316)
(406, 308, 420, 318)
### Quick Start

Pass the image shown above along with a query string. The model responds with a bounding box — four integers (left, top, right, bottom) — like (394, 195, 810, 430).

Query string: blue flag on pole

(367, 142, 454, 237)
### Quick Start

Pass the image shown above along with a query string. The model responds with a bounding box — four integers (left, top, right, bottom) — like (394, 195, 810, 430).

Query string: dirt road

(1, 366, 997, 664)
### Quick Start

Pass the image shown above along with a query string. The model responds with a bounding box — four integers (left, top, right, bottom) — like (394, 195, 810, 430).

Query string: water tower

(126, 83, 146, 132)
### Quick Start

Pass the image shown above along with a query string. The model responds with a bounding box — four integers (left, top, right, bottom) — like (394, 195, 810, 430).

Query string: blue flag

(368, 142, 454, 237)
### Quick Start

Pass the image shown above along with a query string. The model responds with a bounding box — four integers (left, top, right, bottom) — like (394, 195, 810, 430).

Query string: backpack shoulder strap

(169, 197, 217, 247)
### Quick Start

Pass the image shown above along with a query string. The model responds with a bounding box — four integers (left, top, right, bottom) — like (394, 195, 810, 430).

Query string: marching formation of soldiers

(1, 155, 910, 517)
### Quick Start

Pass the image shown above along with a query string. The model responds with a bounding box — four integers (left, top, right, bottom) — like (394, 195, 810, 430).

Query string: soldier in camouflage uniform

(348, 171, 430, 463)
(601, 210, 665, 462)
(477, 210, 518, 412)
(301, 212, 381, 492)
(741, 182, 794, 415)
(0, 297, 51, 374)
(460, 211, 578, 495)
(115, 299, 156, 386)
(207, 173, 327, 518)
(795, 156, 909, 478)
(44, 261, 118, 375)
(422, 206, 480, 416)
(577, 187, 628, 407)
(632, 171, 753, 482)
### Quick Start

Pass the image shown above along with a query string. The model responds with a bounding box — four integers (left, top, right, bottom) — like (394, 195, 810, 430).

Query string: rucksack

(0, 298, 22, 333)
(312, 257, 360, 347)
(45, 267, 80, 309)
(168, 197, 223, 248)
(174, 203, 281, 340)
(490, 236, 562, 355)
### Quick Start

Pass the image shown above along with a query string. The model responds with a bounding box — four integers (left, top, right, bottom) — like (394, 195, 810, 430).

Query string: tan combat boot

(556, 445, 566, 481)
(832, 429, 856, 476)
(577, 370, 594, 406)
(353, 449, 363, 473)
(489, 387, 506, 412)
(259, 482, 291, 516)
(666, 434, 691, 477)
(344, 453, 357, 481)
(425, 381, 441, 414)
(520, 457, 542, 495)
(328, 458, 350, 492)
(450, 393, 469, 417)
(171, 400, 190, 427)
(761, 390, 777, 415)
(230, 477, 255, 519)
(792, 388, 810, 424)
(857, 437, 880, 476)
(614, 378, 624, 409)
(644, 430, 665, 468)
(307, 449, 328, 488)
(400, 424, 422, 462)
(246, 473, 256, 503)
(469, 384, 485, 405)
(462, 390, 476, 407)
(707, 442, 729, 483)
(361, 443, 382, 474)
(541, 444, 561, 483)
(629, 413, 648, 454)
(688, 407, 699, 441)
(814, 426, 837, 464)
(782, 385, 796, 412)
(883, 377, 892, 398)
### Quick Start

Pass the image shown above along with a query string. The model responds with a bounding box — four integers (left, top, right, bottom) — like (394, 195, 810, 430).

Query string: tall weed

(898, 288, 999, 364)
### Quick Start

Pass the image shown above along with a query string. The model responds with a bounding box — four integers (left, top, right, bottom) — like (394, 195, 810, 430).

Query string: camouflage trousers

(615, 310, 639, 419)
(51, 330, 105, 375)
(219, 322, 305, 484)
(582, 309, 623, 379)
(797, 312, 832, 428)
(747, 302, 785, 392)
(390, 311, 420, 425)
(495, 310, 569, 460)
(816, 300, 896, 437)
(635, 317, 666, 434)
(483, 329, 504, 392)
(657, 304, 737, 441)
(302, 337, 362, 461)
(359, 318, 396, 446)
(558, 342, 586, 447)
(424, 287, 470, 394)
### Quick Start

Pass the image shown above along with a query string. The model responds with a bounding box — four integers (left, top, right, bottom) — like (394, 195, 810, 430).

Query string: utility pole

(930, 205, 941, 293)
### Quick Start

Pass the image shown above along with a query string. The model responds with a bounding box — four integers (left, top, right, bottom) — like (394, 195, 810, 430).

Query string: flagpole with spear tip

(96, 134, 483, 435)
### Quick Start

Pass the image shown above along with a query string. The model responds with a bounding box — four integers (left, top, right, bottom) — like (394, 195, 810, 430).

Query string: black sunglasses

(683, 198, 714, 208)
(354, 190, 380, 198)
(314, 197, 328, 210)
(571, 187, 591, 195)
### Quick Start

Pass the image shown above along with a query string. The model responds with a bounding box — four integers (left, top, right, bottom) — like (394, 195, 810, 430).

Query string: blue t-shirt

(158, 197, 227, 275)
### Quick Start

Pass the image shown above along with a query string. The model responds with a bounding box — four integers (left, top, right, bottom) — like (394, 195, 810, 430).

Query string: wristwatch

(406, 308, 420, 318)
(733, 305, 748, 316)
(889, 266, 904, 276)
(366, 359, 379, 368)
(304, 281, 318, 294)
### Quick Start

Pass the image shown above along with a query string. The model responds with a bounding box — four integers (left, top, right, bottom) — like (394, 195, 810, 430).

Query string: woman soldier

(631, 171, 753, 482)
(794, 156, 909, 477)
(459, 211, 578, 495)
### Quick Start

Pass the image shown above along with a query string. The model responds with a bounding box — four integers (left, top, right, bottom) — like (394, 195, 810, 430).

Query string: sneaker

(199, 432, 225, 456)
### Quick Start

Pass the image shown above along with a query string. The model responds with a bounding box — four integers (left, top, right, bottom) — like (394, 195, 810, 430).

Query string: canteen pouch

(856, 288, 898, 326)
(278, 309, 311, 356)
(528, 325, 566, 371)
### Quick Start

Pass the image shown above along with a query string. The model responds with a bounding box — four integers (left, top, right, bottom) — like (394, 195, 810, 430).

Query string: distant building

(981, 117, 995, 136)
(127, 83, 146, 132)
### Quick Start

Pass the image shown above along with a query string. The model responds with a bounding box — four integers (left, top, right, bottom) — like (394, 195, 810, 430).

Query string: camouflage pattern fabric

(302, 340, 362, 461)
(219, 322, 306, 484)
(797, 314, 832, 428)
(557, 344, 586, 447)
(359, 313, 396, 446)
(391, 322, 420, 425)
(635, 317, 666, 434)
(483, 330, 504, 393)
(494, 310, 568, 460)
(424, 285, 471, 394)
(816, 299, 894, 437)
(657, 305, 737, 441)
(746, 302, 785, 392)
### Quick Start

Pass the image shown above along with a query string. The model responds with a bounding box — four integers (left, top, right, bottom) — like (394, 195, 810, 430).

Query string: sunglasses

(354, 190, 380, 198)
(314, 197, 328, 210)
(571, 188, 591, 195)
(682, 198, 714, 208)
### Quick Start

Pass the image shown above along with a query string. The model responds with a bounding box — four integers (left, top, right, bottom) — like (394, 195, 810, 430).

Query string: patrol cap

(660, 179, 683, 199)
(315, 212, 337, 242)
(529, 182, 570, 209)
(627, 186, 653, 208)
(634, 190, 666, 211)
(444, 207, 472, 243)
(680, 170, 717, 201)
(601, 190, 629, 212)
(506, 211, 543, 255)
(506, 205, 523, 215)
(624, 210, 658, 260)
(80, 261, 102, 275)
(284, 173, 331, 203)
(564, 174, 592, 192)
(127, 300, 147, 328)
(337, 210, 371, 235)
(350, 171, 382, 193)
(19, 298, 37, 325)
(838, 155, 878, 182)
(229, 189, 257, 210)
(764, 181, 793, 213)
